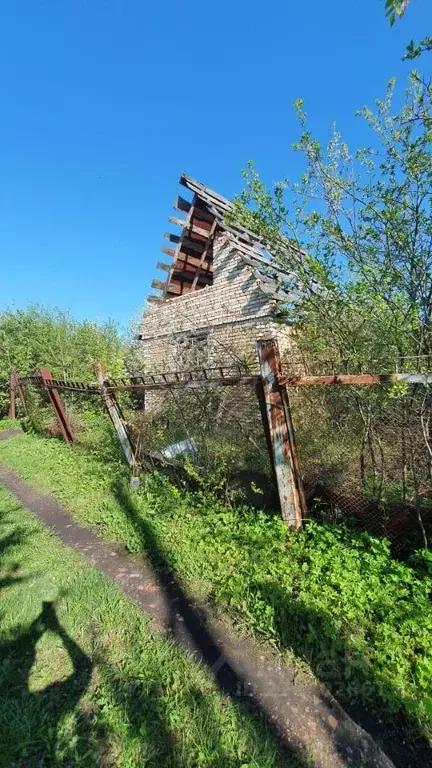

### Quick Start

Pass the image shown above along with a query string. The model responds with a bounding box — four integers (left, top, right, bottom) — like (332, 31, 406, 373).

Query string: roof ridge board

(181, 173, 306, 256)
(180, 174, 234, 210)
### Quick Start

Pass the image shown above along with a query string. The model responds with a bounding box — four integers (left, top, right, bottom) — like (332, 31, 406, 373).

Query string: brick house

(138, 175, 297, 376)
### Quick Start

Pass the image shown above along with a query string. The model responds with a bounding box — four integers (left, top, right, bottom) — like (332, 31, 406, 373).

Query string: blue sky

(0, 0, 429, 331)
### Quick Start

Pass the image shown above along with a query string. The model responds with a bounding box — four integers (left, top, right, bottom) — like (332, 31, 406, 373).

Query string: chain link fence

(128, 382, 276, 507)
(283, 353, 432, 551)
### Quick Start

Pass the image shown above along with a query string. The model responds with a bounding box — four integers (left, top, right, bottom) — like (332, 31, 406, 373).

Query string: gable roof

(148, 174, 301, 305)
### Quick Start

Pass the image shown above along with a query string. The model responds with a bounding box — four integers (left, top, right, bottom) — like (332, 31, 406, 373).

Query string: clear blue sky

(0, 0, 429, 330)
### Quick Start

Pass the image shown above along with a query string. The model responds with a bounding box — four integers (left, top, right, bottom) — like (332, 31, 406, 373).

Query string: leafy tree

(0, 305, 127, 416)
(228, 72, 432, 370)
(385, 0, 410, 26)
(228, 71, 432, 544)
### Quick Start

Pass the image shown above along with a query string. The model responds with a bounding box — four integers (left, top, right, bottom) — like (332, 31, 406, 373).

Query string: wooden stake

(95, 364, 139, 482)
(256, 339, 306, 529)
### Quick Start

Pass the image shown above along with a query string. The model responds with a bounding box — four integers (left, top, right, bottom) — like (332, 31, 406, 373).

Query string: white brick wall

(139, 233, 293, 374)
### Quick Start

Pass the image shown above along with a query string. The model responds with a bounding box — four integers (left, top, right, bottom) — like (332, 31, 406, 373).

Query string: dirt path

(0, 462, 422, 768)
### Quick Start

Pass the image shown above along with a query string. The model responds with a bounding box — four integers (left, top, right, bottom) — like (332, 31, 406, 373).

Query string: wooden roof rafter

(152, 184, 218, 301)
(147, 173, 302, 305)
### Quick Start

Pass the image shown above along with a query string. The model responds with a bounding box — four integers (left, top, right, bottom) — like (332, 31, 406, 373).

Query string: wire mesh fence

(4, 343, 432, 552)
(128, 383, 276, 507)
(285, 371, 432, 551)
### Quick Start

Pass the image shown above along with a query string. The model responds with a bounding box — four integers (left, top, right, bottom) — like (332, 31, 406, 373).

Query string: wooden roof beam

(161, 246, 213, 272)
(152, 279, 167, 291)
(168, 215, 186, 229)
(174, 195, 192, 213)
(171, 269, 212, 285)
(167, 216, 215, 240)
(164, 232, 206, 254)
(157, 262, 171, 273)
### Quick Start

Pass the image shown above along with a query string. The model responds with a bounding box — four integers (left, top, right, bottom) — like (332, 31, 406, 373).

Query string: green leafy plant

(0, 426, 431, 743)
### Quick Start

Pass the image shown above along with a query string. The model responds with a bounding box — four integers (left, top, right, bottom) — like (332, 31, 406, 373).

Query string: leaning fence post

(256, 338, 307, 529)
(95, 364, 140, 486)
(40, 368, 74, 445)
(15, 371, 28, 415)
(8, 369, 27, 418)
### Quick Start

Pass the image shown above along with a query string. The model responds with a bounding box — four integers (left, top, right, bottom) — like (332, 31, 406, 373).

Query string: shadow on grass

(0, 496, 301, 767)
(0, 600, 96, 767)
(256, 581, 432, 768)
(0, 504, 33, 591)
(112, 480, 332, 767)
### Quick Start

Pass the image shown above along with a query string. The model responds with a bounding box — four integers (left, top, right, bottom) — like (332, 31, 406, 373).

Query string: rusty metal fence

(5, 342, 432, 550)
(281, 362, 432, 551)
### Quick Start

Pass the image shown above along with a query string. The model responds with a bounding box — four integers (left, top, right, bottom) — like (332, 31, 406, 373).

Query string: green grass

(0, 421, 431, 745)
(0, 417, 20, 431)
(0, 484, 301, 768)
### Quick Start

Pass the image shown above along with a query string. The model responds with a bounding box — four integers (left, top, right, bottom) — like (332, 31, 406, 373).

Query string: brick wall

(139, 233, 293, 375)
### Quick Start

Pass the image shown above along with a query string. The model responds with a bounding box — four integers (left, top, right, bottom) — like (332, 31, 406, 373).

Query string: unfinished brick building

(138, 175, 297, 375)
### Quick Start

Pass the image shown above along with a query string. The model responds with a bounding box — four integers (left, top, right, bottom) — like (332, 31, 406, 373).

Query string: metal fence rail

(6, 344, 432, 549)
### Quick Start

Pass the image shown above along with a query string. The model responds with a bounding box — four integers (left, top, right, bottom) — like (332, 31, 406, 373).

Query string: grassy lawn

(0, 418, 20, 431)
(0, 483, 302, 768)
(0, 420, 431, 746)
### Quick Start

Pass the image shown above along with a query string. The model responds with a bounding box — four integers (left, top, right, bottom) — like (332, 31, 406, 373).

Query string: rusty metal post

(7, 370, 16, 419)
(8, 369, 27, 418)
(15, 371, 28, 415)
(256, 338, 307, 529)
(40, 368, 74, 445)
(95, 364, 139, 485)
(255, 377, 277, 483)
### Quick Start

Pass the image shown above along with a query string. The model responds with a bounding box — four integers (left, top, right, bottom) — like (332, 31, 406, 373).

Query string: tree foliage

(0, 305, 127, 415)
(228, 72, 432, 370)
(385, 0, 410, 26)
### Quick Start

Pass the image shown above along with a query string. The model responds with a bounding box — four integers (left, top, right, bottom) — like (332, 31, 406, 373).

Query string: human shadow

(0, 506, 33, 591)
(112, 480, 332, 767)
(256, 581, 432, 768)
(0, 600, 95, 766)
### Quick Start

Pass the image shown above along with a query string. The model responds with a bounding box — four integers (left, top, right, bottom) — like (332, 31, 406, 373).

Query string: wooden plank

(151, 279, 167, 291)
(180, 174, 232, 208)
(257, 339, 306, 529)
(166, 280, 194, 296)
(161, 246, 176, 259)
(168, 215, 186, 229)
(157, 261, 171, 273)
(191, 218, 217, 290)
(167, 217, 213, 241)
(164, 233, 205, 254)
(190, 215, 213, 233)
(174, 195, 192, 213)
(161, 247, 213, 272)
(171, 269, 212, 287)
(164, 232, 180, 244)
(164, 194, 198, 298)
(95, 364, 139, 477)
